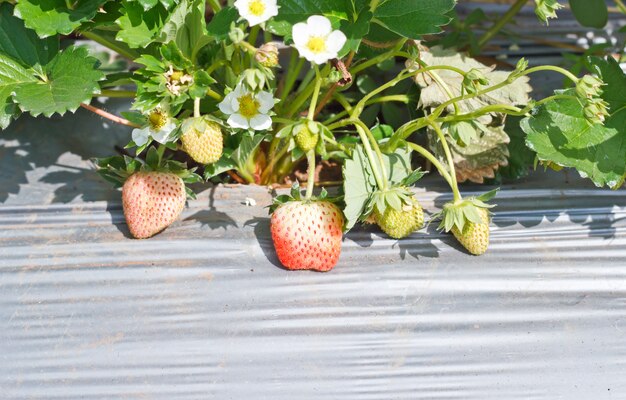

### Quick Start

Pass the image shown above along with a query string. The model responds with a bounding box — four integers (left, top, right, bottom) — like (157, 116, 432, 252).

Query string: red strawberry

(271, 200, 344, 272)
(122, 171, 186, 239)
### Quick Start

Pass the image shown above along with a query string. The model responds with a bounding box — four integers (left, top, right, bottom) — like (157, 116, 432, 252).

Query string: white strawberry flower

(132, 106, 176, 146)
(218, 85, 275, 131)
(234, 0, 279, 27)
(292, 15, 347, 65)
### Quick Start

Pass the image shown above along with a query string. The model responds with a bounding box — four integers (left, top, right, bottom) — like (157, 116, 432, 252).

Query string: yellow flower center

(238, 94, 260, 118)
(248, 0, 265, 16)
(306, 37, 326, 54)
(169, 70, 184, 81)
(148, 109, 168, 131)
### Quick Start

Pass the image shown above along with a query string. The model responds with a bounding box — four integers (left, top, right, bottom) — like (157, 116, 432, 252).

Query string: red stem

(80, 103, 141, 128)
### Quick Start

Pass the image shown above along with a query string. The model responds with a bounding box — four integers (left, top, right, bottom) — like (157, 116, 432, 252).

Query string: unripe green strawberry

(295, 124, 319, 152)
(181, 119, 223, 164)
(452, 208, 490, 255)
(271, 200, 344, 272)
(122, 171, 186, 239)
(374, 197, 424, 239)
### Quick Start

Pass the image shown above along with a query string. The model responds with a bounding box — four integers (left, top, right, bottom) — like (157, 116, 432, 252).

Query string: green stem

(308, 67, 323, 120)
(207, 0, 222, 13)
(328, 119, 386, 191)
(370, 0, 381, 11)
(429, 119, 461, 203)
(248, 25, 260, 46)
(406, 142, 453, 188)
(349, 42, 407, 75)
(239, 41, 258, 55)
(351, 65, 466, 119)
(524, 65, 579, 84)
(206, 88, 223, 101)
(616, 0, 626, 13)
(207, 60, 227, 76)
(81, 31, 137, 60)
(477, 0, 529, 49)
(323, 94, 410, 125)
(194, 98, 201, 118)
(100, 89, 136, 98)
(305, 150, 316, 200)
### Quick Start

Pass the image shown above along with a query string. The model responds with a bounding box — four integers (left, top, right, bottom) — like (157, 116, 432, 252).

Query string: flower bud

(463, 68, 489, 94)
(535, 0, 562, 24)
(255, 42, 280, 68)
(229, 25, 245, 44)
(583, 97, 610, 125)
(576, 74, 604, 99)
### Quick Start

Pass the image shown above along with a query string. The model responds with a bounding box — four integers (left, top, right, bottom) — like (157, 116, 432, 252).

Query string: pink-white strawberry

(122, 171, 186, 239)
(271, 200, 344, 272)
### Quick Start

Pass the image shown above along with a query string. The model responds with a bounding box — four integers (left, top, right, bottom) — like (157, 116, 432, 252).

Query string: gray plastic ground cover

(2, 7, 626, 396)
(1, 99, 625, 400)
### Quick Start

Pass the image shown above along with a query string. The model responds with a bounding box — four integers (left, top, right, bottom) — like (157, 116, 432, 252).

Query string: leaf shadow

(344, 221, 441, 260)
(0, 98, 131, 205)
(184, 185, 238, 230)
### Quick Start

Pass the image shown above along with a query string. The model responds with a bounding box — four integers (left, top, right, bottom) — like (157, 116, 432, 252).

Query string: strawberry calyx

(269, 182, 338, 215)
(95, 145, 203, 199)
(363, 168, 426, 219)
(434, 188, 498, 233)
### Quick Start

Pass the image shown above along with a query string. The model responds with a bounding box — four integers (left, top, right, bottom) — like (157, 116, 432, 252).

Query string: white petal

(152, 122, 176, 144)
(233, 0, 248, 15)
(326, 30, 347, 54)
(249, 114, 272, 131)
(307, 15, 332, 35)
(247, 15, 265, 26)
(296, 47, 316, 63)
(312, 52, 331, 65)
(256, 91, 275, 113)
(265, 3, 279, 18)
(132, 127, 150, 146)
(228, 113, 250, 129)
(292, 22, 310, 46)
(219, 93, 236, 114)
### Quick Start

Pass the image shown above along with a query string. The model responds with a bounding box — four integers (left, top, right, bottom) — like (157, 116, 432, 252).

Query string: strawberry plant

(0, 0, 623, 270)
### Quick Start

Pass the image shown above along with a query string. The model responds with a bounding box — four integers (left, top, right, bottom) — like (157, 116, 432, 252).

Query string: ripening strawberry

(294, 124, 319, 152)
(375, 197, 424, 239)
(271, 200, 344, 272)
(122, 171, 186, 239)
(181, 119, 223, 164)
(452, 208, 490, 255)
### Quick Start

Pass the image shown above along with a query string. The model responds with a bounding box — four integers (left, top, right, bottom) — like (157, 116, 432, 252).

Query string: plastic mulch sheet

(1, 98, 625, 399)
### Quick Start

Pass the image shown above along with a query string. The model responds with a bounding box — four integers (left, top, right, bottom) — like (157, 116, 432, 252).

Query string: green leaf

(205, 151, 237, 180)
(373, 0, 455, 39)
(0, 86, 20, 129)
(522, 58, 626, 188)
(342, 144, 413, 230)
(232, 133, 266, 170)
(0, 3, 59, 66)
(13, 46, 104, 117)
(115, 0, 168, 48)
(275, 0, 353, 24)
(569, 0, 608, 29)
(206, 6, 239, 41)
(0, 53, 38, 127)
(498, 116, 536, 180)
(159, 0, 206, 60)
(339, 9, 372, 56)
(14, 0, 106, 37)
(343, 145, 374, 230)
